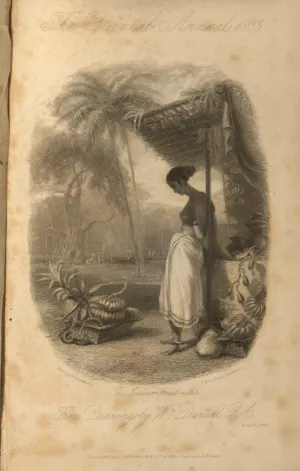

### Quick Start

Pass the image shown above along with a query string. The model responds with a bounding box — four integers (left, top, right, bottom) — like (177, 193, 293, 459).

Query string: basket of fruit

(39, 262, 142, 345)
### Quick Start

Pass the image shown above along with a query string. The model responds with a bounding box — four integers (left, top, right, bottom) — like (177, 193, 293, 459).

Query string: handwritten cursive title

(50, 401, 257, 433)
(40, 11, 264, 34)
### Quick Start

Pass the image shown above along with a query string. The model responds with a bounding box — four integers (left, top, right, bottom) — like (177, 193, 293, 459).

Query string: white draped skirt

(159, 233, 205, 328)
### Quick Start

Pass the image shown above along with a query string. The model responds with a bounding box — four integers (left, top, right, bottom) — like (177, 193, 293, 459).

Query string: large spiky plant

(39, 261, 90, 318)
(38, 261, 145, 344)
(39, 261, 131, 325)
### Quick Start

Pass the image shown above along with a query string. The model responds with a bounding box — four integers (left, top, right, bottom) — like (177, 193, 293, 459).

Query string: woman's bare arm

(193, 196, 235, 260)
(192, 223, 208, 248)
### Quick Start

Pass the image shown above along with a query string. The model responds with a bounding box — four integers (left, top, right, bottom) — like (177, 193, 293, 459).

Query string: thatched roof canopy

(124, 74, 268, 240)
(126, 85, 225, 165)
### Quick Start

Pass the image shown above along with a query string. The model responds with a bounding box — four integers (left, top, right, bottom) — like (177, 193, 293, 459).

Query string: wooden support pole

(205, 136, 213, 327)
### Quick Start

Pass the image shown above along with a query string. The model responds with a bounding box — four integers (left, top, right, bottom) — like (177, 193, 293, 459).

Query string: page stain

(7, 363, 22, 385)
(230, 53, 240, 62)
(264, 356, 276, 368)
(243, 445, 253, 452)
(31, 434, 68, 456)
(243, 389, 251, 398)
(113, 395, 136, 409)
(80, 437, 94, 451)
(36, 414, 51, 430)
(276, 396, 287, 409)
(178, 442, 197, 452)
(157, 444, 172, 453)
(280, 425, 298, 443)
(12, 79, 26, 102)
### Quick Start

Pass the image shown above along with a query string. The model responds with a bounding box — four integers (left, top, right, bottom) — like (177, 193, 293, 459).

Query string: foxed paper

(0, 0, 11, 406)
(2, 0, 300, 470)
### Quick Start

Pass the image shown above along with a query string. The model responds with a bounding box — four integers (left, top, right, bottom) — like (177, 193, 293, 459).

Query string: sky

(32, 124, 227, 222)
(33, 62, 230, 222)
(120, 130, 227, 221)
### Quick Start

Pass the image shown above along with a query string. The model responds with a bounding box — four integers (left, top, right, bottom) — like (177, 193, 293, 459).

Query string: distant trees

(52, 66, 160, 276)
(30, 190, 180, 263)
(31, 127, 132, 262)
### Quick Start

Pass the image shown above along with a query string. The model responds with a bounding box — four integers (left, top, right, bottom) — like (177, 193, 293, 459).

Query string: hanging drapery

(221, 85, 268, 238)
(126, 81, 268, 240)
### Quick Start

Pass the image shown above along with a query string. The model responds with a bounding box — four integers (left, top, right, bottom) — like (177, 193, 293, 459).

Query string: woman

(159, 165, 235, 355)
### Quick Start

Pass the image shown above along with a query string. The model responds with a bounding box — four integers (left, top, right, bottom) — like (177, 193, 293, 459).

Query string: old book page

(2, 0, 300, 470)
(0, 0, 11, 404)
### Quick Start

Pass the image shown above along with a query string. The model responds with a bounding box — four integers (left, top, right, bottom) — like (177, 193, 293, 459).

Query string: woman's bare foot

(161, 343, 180, 355)
(175, 338, 197, 352)
(160, 337, 176, 345)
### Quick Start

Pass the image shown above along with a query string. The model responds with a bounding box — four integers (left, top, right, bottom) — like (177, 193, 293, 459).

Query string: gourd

(88, 294, 126, 313)
(196, 329, 223, 358)
(224, 314, 258, 341)
(244, 296, 265, 319)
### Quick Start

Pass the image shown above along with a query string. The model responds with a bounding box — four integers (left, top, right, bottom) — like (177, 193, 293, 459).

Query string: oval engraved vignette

(29, 62, 269, 384)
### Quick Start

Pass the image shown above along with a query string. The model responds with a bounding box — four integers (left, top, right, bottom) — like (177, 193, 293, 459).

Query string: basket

(60, 309, 142, 345)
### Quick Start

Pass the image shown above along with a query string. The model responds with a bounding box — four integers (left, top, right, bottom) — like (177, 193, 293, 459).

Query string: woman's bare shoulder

(191, 190, 206, 203)
(191, 190, 215, 210)
(196, 190, 206, 199)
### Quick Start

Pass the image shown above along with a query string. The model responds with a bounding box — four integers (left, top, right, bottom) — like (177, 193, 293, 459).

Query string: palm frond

(79, 279, 86, 295)
(180, 86, 222, 113)
(88, 281, 114, 295)
(63, 272, 69, 287)
(49, 280, 57, 290)
(55, 262, 63, 280)
(76, 70, 105, 90)
(105, 68, 140, 88)
(60, 84, 104, 102)
(80, 108, 107, 147)
(123, 109, 145, 131)
(53, 92, 91, 116)
(57, 291, 68, 301)
(71, 104, 99, 133)
(71, 288, 81, 296)
(109, 69, 161, 96)
(39, 262, 88, 306)
(38, 276, 51, 282)
(230, 82, 256, 121)
(38, 271, 52, 277)
(52, 287, 66, 297)
(113, 88, 158, 107)
(54, 101, 94, 127)
(67, 271, 79, 285)
(110, 75, 133, 95)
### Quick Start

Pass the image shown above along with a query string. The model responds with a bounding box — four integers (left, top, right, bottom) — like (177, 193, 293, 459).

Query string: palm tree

(52, 66, 160, 277)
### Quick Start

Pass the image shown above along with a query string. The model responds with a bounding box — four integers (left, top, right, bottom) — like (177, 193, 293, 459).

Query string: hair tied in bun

(183, 165, 196, 180)
(166, 165, 196, 184)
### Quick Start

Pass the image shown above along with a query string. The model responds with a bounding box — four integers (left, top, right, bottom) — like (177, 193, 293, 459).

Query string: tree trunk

(205, 141, 213, 328)
(122, 127, 145, 277)
(61, 172, 85, 263)
(109, 124, 141, 278)
(61, 225, 85, 264)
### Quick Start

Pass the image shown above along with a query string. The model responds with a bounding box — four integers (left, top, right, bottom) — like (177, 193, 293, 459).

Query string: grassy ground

(31, 260, 240, 384)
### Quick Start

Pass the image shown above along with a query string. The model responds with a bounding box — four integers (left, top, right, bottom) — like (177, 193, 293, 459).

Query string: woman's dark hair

(166, 165, 196, 184)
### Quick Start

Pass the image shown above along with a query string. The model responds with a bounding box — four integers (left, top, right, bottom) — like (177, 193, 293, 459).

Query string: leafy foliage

(38, 262, 128, 311)
(38, 262, 141, 345)
(245, 210, 269, 240)
(30, 126, 133, 215)
(53, 67, 161, 149)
